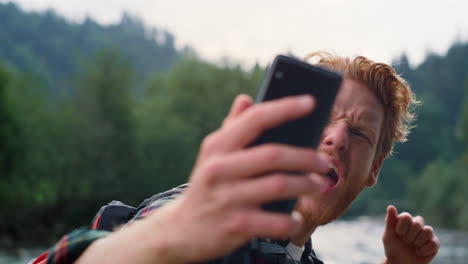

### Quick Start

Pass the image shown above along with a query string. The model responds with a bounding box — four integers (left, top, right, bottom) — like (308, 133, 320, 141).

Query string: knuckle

(426, 241, 438, 251)
(201, 132, 219, 152)
(429, 239, 438, 247)
(214, 190, 231, 209)
(412, 221, 424, 230)
(269, 175, 288, 193)
(261, 146, 284, 163)
(225, 212, 246, 234)
(202, 158, 224, 182)
(415, 215, 425, 224)
(423, 226, 434, 234)
(249, 106, 267, 120)
(399, 212, 413, 223)
(421, 226, 434, 238)
(400, 212, 412, 219)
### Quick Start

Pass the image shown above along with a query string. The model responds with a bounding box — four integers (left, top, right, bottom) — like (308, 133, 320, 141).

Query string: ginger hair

(304, 51, 419, 158)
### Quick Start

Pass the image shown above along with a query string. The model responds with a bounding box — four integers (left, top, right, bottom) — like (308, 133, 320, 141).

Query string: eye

(350, 127, 371, 143)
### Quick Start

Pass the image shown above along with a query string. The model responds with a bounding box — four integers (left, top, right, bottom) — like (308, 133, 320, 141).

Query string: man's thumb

(385, 205, 398, 233)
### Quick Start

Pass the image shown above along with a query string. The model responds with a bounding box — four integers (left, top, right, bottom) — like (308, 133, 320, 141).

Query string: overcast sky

(4, 0, 468, 67)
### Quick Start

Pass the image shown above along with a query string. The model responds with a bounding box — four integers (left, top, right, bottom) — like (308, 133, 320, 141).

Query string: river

(313, 216, 468, 264)
(2, 216, 467, 263)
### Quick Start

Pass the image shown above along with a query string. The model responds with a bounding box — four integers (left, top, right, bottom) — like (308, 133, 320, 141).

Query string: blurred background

(0, 0, 467, 263)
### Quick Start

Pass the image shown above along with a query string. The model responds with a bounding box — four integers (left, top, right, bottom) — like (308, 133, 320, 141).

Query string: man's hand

(167, 94, 329, 262)
(78, 94, 329, 264)
(382, 205, 440, 264)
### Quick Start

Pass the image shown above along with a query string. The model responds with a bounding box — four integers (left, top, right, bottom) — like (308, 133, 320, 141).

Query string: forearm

(76, 208, 184, 264)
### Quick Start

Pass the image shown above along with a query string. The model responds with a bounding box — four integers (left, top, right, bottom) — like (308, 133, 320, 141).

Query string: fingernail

(317, 153, 330, 171)
(237, 93, 252, 102)
(292, 210, 304, 223)
(298, 95, 314, 109)
(289, 211, 304, 237)
(308, 173, 326, 188)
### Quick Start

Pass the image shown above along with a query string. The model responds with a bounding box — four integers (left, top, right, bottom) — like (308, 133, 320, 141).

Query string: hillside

(0, 2, 181, 93)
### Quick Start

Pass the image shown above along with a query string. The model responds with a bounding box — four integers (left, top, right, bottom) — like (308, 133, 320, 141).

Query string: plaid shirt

(32, 184, 323, 264)
(32, 185, 186, 264)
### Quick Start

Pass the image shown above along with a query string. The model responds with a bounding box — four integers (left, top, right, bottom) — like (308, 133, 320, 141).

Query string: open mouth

(326, 168, 339, 185)
(325, 163, 339, 187)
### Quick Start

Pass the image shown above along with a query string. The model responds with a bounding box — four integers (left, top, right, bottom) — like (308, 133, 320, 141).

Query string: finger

(220, 95, 316, 151)
(384, 205, 398, 234)
(403, 216, 424, 244)
(416, 236, 440, 257)
(414, 226, 434, 247)
(226, 173, 327, 206)
(223, 94, 254, 126)
(199, 144, 329, 184)
(395, 212, 413, 237)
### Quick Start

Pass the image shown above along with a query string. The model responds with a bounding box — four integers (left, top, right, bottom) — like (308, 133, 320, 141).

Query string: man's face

(297, 78, 384, 227)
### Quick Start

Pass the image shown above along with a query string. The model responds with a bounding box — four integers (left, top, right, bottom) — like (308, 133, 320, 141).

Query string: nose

(320, 121, 349, 154)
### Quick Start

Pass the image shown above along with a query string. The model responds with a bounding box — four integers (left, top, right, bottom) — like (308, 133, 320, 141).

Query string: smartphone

(252, 55, 342, 214)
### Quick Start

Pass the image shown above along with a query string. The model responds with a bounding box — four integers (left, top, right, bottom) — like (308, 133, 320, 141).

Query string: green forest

(0, 2, 467, 246)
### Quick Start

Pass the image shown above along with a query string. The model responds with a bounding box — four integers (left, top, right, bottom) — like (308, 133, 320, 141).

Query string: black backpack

(90, 184, 319, 264)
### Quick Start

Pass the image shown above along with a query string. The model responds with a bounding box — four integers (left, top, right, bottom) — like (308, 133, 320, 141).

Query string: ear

(366, 155, 384, 187)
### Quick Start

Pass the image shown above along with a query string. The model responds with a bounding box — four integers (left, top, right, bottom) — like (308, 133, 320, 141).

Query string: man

(35, 52, 440, 264)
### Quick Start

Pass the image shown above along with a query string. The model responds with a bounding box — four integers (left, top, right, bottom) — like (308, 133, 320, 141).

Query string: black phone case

(252, 55, 342, 214)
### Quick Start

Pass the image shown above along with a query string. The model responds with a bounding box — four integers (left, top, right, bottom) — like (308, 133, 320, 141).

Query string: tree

(72, 49, 137, 203)
(0, 64, 17, 178)
(409, 159, 467, 228)
(460, 81, 468, 147)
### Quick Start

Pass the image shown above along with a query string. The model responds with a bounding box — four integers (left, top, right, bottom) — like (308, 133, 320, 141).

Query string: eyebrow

(358, 124, 378, 138)
(331, 108, 382, 141)
(356, 113, 381, 138)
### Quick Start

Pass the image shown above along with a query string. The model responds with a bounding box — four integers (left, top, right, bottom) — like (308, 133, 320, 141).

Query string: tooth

(328, 163, 338, 174)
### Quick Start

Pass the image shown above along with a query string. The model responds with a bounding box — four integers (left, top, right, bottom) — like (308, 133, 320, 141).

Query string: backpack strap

(91, 200, 137, 231)
(249, 238, 290, 255)
(137, 184, 189, 210)
(90, 184, 189, 231)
